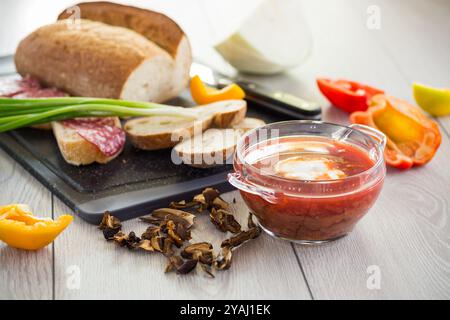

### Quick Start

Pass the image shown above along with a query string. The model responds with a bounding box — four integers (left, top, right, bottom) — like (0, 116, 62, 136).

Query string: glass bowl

(228, 121, 386, 244)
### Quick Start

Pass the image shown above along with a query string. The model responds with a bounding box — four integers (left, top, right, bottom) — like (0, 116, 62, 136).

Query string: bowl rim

(235, 120, 386, 185)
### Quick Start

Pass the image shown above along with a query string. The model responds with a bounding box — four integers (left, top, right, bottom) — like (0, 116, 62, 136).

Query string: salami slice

(12, 87, 67, 98)
(0, 75, 40, 97)
(62, 118, 126, 157)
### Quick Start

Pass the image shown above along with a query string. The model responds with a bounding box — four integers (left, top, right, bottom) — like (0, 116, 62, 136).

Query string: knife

(190, 62, 322, 120)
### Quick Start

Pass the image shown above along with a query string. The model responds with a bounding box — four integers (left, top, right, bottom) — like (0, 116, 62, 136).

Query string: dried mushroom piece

(192, 188, 229, 212)
(181, 242, 214, 265)
(112, 231, 141, 249)
(200, 263, 215, 278)
(135, 239, 155, 252)
(215, 245, 233, 270)
(212, 197, 229, 210)
(177, 259, 198, 275)
(99, 211, 122, 240)
(193, 193, 208, 212)
(162, 237, 175, 257)
(210, 208, 241, 234)
(222, 227, 261, 249)
(167, 220, 189, 247)
(150, 235, 165, 252)
(215, 213, 262, 271)
(141, 225, 162, 240)
(169, 200, 199, 210)
(165, 255, 184, 273)
(139, 215, 161, 225)
(153, 208, 196, 228)
(202, 187, 220, 204)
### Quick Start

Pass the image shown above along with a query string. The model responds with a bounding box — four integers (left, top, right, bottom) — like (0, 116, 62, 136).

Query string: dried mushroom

(200, 263, 215, 278)
(181, 242, 214, 265)
(192, 188, 228, 212)
(215, 213, 262, 271)
(162, 237, 175, 257)
(99, 211, 122, 240)
(176, 259, 198, 275)
(135, 239, 155, 252)
(152, 208, 196, 228)
(203, 187, 220, 204)
(212, 197, 229, 210)
(215, 245, 233, 270)
(141, 225, 162, 240)
(169, 200, 199, 210)
(222, 227, 261, 249)
(165, 255, 184, 273)
(112, 231, 141, 249)
(167, 220, 190, 247)
(99, 189, 263, 278)
(210, 208, 241, 234)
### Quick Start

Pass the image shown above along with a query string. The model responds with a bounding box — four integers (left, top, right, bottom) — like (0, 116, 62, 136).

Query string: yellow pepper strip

(0, 204, 73, 250)
(190, 75, 245, 105)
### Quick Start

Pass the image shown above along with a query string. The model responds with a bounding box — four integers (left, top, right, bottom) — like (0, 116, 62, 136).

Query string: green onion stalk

(0, 97, 199, 132)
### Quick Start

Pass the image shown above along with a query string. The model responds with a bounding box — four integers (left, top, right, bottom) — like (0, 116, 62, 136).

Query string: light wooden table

(0, 0, 449, 300)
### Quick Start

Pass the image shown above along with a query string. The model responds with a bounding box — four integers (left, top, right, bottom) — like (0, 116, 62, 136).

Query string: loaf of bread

(57, 1, 192, 100)
(15, 2, 192, 103)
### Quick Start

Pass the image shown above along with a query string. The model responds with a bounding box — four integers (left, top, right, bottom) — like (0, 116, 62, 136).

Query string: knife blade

(190, 62, 322, 120)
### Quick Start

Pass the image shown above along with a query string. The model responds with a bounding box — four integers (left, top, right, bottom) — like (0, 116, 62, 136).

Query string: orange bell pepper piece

(350, 94, 441, 169)
(0, 204, 73, 250)
(190, 75, 245, 105)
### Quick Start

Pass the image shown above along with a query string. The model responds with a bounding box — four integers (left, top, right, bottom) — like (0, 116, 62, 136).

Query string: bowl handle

(349, 124, 387, 150)
(228, 172, 279, 204)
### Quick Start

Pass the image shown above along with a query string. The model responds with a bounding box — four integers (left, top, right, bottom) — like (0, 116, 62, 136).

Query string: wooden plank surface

(288, 0, 450, 299)
(52, 192, 311, 300)
(0, 150, 53, 300)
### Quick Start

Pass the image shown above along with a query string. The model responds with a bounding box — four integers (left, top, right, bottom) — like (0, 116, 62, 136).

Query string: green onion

(0, 97, 198, 133)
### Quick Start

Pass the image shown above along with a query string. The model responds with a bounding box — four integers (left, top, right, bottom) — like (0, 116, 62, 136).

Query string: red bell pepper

(317, 78, 384, 113)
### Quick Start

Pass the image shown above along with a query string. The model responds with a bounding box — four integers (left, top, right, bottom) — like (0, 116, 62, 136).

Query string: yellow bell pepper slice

(0, 204, 73, 250)
(190, 75, 245, 105)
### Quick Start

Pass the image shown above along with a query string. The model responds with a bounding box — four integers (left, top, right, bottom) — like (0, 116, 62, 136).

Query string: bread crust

(192, 100, 247, 128)
(57, 1, 185, 58)
(14, 20, 171, 99)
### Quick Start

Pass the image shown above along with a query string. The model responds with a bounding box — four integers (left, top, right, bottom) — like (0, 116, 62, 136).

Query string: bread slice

(193, 100, 247, 128)
(52, 117, 123, 166)
(124, 100, 247, 151)
(174, 128, 242, 168)
(125, 115, 213, 151)
(57, 1, 192, 101)
(232, 117, 266, 133)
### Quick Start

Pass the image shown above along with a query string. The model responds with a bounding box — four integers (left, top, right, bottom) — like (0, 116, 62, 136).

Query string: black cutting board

(0, 59, 297, 224)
